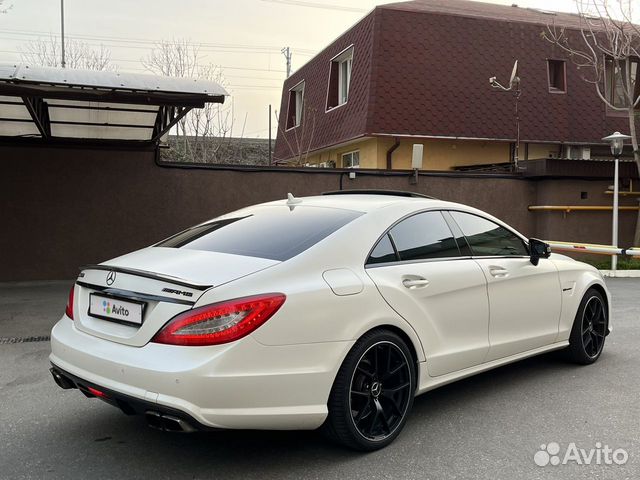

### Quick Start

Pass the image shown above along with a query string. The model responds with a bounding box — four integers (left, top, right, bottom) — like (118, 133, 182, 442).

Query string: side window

(388, 211, 460, 261)
(450, 211, 528, 257)
(367, 234, 397, 265)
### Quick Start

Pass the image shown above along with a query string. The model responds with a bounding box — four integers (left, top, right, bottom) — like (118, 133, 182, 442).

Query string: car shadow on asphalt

(40, 349, 581, 476)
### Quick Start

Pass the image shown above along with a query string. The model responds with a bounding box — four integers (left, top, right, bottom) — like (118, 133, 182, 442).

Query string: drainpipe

(386, 138, 400, 170)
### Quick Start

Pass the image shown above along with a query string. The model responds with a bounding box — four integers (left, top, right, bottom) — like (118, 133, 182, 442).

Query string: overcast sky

(1, 0, 580, 138)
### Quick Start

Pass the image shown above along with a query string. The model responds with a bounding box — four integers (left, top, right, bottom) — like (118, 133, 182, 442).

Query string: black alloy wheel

(568, 288, 607, 364)
(580, 295, 607, 358)
(323, 330, 416, 451)
(349, 341, 413, 441)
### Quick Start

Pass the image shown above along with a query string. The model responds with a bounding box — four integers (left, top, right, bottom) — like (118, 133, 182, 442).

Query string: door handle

(489, 266, 509, 278)
(402, 278, 430, 289)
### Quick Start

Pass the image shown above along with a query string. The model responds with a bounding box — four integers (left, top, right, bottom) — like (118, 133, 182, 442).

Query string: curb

(599, 270, 640, 278)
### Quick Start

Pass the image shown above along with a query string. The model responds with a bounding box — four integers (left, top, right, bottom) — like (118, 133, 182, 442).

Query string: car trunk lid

(73, 247, 280, 346)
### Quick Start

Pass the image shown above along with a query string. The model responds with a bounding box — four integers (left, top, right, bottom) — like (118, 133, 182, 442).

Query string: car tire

(567, 288, 608, 365)
(322, 329, 416, 451)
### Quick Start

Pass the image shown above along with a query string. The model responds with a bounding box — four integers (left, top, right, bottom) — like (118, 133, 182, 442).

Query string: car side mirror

(529, 238, 551, 266)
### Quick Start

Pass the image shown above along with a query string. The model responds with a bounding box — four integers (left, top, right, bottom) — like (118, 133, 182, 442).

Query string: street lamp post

(602, 132, 632, 273)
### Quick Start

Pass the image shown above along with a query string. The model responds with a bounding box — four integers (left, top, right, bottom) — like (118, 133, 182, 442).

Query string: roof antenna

(287, 193, 303, 205)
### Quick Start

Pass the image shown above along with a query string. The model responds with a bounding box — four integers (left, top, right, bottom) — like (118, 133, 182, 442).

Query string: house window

(286, 81, 304, 129)
(342, 150, 359, 168)
(605, 58, 640, 108)
(327, 47, 354, 110)
(547, 60, 566, 93)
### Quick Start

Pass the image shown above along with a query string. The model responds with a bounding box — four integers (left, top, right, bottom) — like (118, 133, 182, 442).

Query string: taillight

(151, 293, 286, 346)
(65, 284, 75, 320)
(87, 386, 108, 399)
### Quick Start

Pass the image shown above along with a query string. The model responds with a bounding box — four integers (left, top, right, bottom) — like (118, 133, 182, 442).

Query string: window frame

(341, 150, 360, 168)
(365, 209, 467, 268)
(325, 45, 354, 112)
(364, 208, 530, 268)
(547, 59, 567, 94)
(446, 210, 530, 258)
(338, 55, 352, 105)
(285, 80, 305, 131)
(604, 56, 640, 111)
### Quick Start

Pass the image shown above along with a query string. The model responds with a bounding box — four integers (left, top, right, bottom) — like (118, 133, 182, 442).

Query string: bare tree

(143, 39, 234, 163)
(21, 37, 112, 70)
(542, 0, 640, 244)
(142, 38, 199, 78)
(0, 1, 12, 14)
(186, 64, 235, 162)
(274, 105, 318, 166)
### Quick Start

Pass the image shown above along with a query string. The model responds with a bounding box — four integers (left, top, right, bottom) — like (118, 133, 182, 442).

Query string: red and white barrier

(547, 241, 640, 257)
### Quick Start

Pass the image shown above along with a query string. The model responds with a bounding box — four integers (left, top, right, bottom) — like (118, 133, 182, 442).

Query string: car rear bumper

(50, 316, 353, 430)
(49, 364, 213, 432)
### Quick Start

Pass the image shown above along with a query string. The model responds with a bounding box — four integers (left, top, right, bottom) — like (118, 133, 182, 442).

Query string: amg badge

(161, 288, 193, 298)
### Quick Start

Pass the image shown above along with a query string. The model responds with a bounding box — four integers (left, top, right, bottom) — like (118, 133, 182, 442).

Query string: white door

(365, 211, 490, 377)
(448, 211, 562, 362)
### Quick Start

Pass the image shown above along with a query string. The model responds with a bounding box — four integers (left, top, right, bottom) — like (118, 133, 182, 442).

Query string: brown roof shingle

(379, 0, 589, 29)
(274, 0, 628, 162)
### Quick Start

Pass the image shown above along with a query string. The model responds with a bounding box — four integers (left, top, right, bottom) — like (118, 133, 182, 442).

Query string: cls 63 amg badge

(162, 288, 193, 298)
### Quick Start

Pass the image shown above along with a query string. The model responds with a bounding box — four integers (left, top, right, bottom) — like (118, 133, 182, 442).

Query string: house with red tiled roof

(274, 0, 630, 170)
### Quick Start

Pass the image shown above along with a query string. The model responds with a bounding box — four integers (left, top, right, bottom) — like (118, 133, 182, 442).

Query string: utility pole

(281, 47, 291, 77)
(60, 0, 66, 68)
(489, 60, 520, 171)
(268, 104, 272, 166)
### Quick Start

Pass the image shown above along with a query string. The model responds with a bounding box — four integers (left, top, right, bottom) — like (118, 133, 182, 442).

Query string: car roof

(260, 192, 461, 213)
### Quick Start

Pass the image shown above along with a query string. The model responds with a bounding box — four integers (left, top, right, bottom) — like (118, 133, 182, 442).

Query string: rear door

(365, 210, 490, 377)
(448, 211, 561, 361)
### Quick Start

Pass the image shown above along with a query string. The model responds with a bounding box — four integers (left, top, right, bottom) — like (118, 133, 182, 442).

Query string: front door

(448, 211, 562, 362)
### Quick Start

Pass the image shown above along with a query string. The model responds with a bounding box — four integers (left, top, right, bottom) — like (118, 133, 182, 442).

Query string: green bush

(587, 257, 640, 270)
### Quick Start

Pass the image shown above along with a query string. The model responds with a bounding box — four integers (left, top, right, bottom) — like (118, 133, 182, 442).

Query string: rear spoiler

(80, 264, 213, 291)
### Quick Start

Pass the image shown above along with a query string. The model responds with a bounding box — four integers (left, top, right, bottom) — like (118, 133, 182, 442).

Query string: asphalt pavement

(1, 279, 638, 479)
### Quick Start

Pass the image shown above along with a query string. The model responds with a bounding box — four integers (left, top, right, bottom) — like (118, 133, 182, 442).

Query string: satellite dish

(509, 60, 519, 85)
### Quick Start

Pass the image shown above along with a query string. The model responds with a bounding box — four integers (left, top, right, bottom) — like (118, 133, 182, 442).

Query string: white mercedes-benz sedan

(50, 190, 611, 450)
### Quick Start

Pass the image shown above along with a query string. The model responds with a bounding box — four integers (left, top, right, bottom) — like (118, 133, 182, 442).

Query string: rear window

(156, 206, 363, 261)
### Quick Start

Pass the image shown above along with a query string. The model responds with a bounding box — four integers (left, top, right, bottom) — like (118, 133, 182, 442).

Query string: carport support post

(269, 104, 272, 166)
(60, 0, 66, 68)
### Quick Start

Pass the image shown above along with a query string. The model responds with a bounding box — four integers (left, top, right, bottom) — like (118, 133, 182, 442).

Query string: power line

(0, 48, 288, 74)
(259, 0, 367, 13)
(0, 51, 283, 91)
(0, 28, 318, 54)
(1, 37, 293, 56)
(224, 74, 283, 81)
(231, 86, 282, 90)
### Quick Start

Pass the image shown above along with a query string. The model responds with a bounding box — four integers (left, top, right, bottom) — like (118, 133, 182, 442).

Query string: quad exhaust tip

(50, 368, 75, 390)
(145, 411, 196, 433)
(50, 367, 197, 433)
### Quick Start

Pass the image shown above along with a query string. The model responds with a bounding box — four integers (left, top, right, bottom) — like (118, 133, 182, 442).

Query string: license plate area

(89, 293, 145, 326)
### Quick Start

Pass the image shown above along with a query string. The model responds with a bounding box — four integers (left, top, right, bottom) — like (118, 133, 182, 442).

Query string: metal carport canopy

(0, 63, 228, 144)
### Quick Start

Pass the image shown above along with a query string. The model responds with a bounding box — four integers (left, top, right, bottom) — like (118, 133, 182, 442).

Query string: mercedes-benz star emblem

(106, 271, 116, 286)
